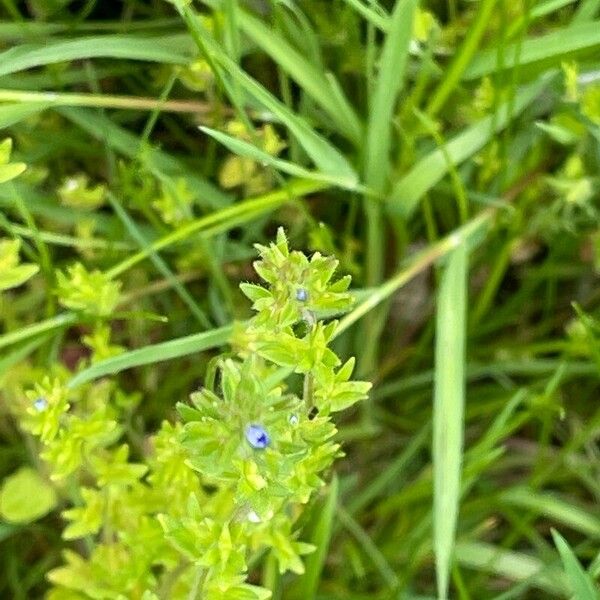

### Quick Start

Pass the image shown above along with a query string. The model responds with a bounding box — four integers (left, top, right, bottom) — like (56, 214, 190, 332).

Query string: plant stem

(0, 88, 219, 114)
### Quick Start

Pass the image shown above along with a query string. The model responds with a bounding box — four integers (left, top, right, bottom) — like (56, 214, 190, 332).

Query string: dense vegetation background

(1, 0, 600, 598)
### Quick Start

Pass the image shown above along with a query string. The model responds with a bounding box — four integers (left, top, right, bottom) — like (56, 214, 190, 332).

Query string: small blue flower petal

(245, 424, 270, 449)
(295, 288, 308, 302)
(289, 414, 299, 426)
(33, 397, 48, 412)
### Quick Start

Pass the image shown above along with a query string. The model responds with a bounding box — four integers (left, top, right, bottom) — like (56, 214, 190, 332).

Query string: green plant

(2, 0, 600, 597)
(9, 229, 369, 599)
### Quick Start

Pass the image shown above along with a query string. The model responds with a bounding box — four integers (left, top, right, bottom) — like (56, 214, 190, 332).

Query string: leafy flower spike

(240, 227, 354, 327)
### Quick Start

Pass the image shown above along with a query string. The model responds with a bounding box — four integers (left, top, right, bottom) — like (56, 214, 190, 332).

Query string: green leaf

(0, 263, 39, 290)
(0, 161, 26, 183)
(463, 21, 600, 80)
(68, 324, 233, 388)
(552, 529, 599, 600)
(502, 488, 600, 538)
(0, 467, 58, 524)
(433, 240, 468, 600)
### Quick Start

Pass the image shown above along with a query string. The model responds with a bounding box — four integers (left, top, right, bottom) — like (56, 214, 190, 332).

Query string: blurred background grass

(1, 0, 600, 598)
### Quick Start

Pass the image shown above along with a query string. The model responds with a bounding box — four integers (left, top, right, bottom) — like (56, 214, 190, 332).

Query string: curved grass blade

(216, 54, 358, 185)
(503, 489, 600, 538)
(68, 324, 233, 388)
(456, 541, 568, 595)
(364, 0, 417, 194)
(0, 34, 192, 78)
(426, 0, 497, 116)
(463, 22, 600, 80)
(175, 3, 358, 187)
(107, 178, 327, 278)
(551, 529, 599, 600)
(433, 240, 468, 600)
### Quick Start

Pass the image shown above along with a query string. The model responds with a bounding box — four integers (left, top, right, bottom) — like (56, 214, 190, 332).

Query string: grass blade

(456, 541, 567, 595)
(0, 313, 77, 351)
(360, 0, 418, 377)
(107, 178, 327, 278)
(551, 529, 599, 600)
(0, 34, 192, 78)
(463, 21, 600, 80)
(426, 0, 497, 116)
(502, 488, 600, 538)
(67, 324, 233, 388)
(215, 54, 358, 185)
(433, 240, 468, 600)
(364, 0, 417, 194)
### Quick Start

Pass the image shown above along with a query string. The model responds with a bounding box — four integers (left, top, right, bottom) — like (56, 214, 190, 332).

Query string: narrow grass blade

(67, 324, 233, 388)
(433, 240, 468, 600)
(0, 313, 77, 351)
(346, 424, 430, 515)
(0, 34, 192, 77)
(339, 0, 389, 31)
(291, 476, 339, 600)
(503, 488, 600, 538)
(238, 10, 361, 144)
(456, 541, 568, 595)
(0, 336, 50, 377)
(388, 76, 550, 218)
(551, 529, 599, 599)
(463, 22, 600, 80)
(200, 126, 361, 190)
(364, 0, 417, 193)
(336, 504, 399, 589)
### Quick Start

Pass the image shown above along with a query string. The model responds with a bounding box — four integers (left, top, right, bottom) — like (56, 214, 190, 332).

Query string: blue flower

(295, 288, 308, 302)
(245, 424, 270, 449)
(33, 397, 48, 412)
